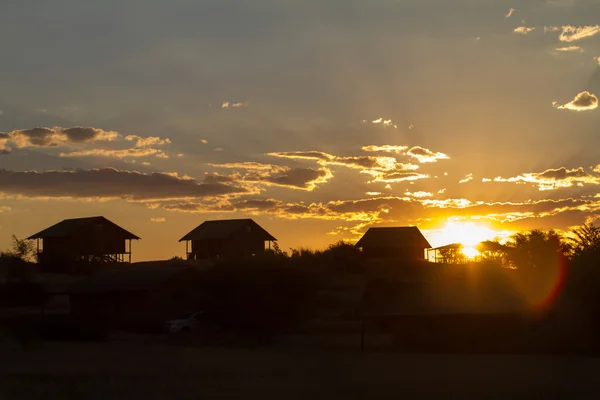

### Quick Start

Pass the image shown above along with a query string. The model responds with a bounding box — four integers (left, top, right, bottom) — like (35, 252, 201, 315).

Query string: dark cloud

(259, 167, 331, 189)
(0, 168, 246, 201)
(209, 162, 333, 190)
(2, 126, 120, 148)
(538, 167, 590, 179)
(62, 127, 113, 143)
(203, 173, 236, 184)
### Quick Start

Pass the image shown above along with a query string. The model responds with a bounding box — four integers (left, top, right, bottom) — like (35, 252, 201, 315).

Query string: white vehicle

(164, 312, 202, 333)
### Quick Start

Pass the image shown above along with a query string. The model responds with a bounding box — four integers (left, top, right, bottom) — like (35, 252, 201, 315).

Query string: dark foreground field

(1, 336, 600, 399)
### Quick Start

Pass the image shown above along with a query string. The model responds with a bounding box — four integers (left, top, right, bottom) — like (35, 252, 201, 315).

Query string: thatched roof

(28, 216, 140, 240)
(179, 219, 276, 242)
(356, 227, 431, 249)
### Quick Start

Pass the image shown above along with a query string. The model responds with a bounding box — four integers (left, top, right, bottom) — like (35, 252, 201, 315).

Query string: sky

(1, 0, 599, 261)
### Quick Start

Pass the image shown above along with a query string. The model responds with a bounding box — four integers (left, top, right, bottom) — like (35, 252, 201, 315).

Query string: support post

(360, 317, 365, 352)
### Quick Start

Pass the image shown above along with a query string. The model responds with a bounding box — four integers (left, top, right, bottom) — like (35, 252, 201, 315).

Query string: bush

(0, 282, 45, 307)
(196, 259, 320, 341)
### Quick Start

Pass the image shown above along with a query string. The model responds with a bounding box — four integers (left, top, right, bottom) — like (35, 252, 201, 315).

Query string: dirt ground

(1, 335, 600, 399)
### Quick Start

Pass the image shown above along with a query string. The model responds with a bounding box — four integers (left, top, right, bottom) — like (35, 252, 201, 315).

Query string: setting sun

(425, 221, 513, 259)
(461, 246, 480, 259)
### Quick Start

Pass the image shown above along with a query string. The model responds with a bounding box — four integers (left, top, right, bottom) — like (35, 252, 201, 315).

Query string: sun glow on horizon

(425, 221, 513, 259)
(461, 246, 480, 259)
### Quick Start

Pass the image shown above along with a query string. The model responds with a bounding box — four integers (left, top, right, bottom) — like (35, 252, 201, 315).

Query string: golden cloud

(406, 146, 450, 163)
(159, 194, 600, 237)
(150, 217, 166, 223)
(459, 173, 473, 184)
(553, 91, 599, 111)
(125, 135, 171, 147)
(486, 167, 600, 191)
(557, 25, 600, 42)
(60, 148, 170, 159)
(556, 45, 583, 52)
(514, 26, 535, 34)
(222, 101, 249, 108)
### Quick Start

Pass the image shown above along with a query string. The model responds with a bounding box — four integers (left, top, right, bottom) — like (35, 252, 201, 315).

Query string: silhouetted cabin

(179, 219, 277, 260)
(355, 227, 431, 260)
(28, 216, 140, 267)
(54, 267, 201, 328)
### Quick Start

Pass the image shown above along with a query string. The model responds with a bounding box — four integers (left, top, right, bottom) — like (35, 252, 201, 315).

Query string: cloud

(362, 145, 449, 163)
(553, 91, 599, 112)
(596, 56, 600, 65)
(361, 145, 408, 153)
(556, 25, 600, 42)
(363, 170, 429, 183)
(0, 133, 10, 155)
(485, 167, 600, 190)
(268, 150, 412, 171)
(159, 193, 600, 237)
(406, 146, 450, 163)
(1, 126, 120, 149)
(125, 135, 171, 147)
(60, 148, 170, 159)
(514, 26, 535, 34)
(459, 173, 473, 183)
(370, 118, 397, 128)
(405, 191, 433, 198)
(208, 162, 333, 190)
(222, 101, 248, 108)
(150, 217, 166, 223)
(506, 8, 516, 18)
(200, 139, 208, 144)
(0, 127, 174, 158)
(268, 149, 424, 184)
(556, 45, 583, 52)
(0, 168, 247, 201)
(544, 26, 561, 33)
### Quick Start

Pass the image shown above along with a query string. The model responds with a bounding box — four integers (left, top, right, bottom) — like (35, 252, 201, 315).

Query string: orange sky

(1, 1, 599, 261)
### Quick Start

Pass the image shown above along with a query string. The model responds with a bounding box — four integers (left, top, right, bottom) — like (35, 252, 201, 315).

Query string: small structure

(427, 243, 465, 263)
(179, 219, 276, 260)
(28, 216, 140, 265)
(355, 226, 431, 260)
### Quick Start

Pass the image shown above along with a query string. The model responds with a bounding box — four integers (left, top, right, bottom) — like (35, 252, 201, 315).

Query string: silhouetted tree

(1, 235, 36, 262)
(505, 229, 569, 271)
(438, 244, 467, 264)
(265, 241, 288, 258)
(321, 241, 364, 273)
(477, 240, 510, 266)
(289, 247, 320, 259)
(568, 223, 600, 259)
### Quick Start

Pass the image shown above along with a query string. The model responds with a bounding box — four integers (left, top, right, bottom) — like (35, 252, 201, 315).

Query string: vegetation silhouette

(3, 225, 600, 353)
